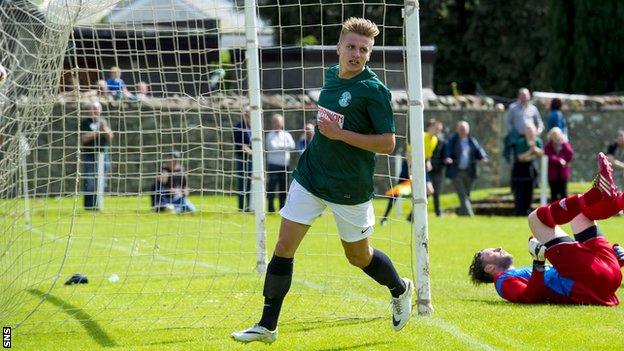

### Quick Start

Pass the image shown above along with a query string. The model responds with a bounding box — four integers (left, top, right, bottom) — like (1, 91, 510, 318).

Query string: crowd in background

(78, 77, 624, 217)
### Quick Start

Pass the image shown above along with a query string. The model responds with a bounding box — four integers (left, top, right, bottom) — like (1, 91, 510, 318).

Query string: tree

(257, 1, 624, 96)
(463, 0, 549, 97)
(257, 0, 403, 46)
(420, 0, 478, 95)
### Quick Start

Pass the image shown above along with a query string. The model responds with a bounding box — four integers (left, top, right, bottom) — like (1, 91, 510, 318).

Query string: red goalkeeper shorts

(546, 237, 622, 306)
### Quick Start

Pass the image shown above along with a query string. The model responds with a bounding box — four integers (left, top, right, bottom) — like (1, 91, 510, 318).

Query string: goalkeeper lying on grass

(470, 153, 624, 305)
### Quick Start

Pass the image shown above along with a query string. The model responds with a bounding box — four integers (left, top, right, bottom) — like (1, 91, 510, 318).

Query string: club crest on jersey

(338, 91, 351, 107)
(317, 105, 344, 128)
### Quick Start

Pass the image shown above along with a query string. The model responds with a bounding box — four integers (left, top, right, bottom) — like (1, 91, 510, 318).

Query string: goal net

(0, 0, 429, 340)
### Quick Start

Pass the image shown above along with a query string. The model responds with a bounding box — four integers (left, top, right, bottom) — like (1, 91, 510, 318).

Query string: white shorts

(280, 180, 375, 242)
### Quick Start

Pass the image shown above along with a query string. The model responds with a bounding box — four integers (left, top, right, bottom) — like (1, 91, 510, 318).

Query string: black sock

(544, 236, 574, 248)
(258, 255, 293, 331)
(362, 249, 406, 298)
(574, 225, 603, 243)
(382, 197, 395, 218)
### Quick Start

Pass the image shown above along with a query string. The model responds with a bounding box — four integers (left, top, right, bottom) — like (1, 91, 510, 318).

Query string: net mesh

(0, 0, 413, 335)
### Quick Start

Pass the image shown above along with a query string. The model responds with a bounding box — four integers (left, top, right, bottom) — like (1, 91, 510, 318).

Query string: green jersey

(293, 65, 395, 205)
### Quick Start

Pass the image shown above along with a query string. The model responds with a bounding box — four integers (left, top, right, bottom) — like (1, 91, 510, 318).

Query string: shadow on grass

(283, 316, 383, 332)
(461, 298, 509, 306)
(143, 338, 195, 347)
(316, 341, 390, 351)
(462, 298, 596, 308)
(26, 289, 117, 348)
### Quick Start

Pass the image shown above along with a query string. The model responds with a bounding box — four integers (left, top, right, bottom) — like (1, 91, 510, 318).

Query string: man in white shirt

(266, 114, 296, 212)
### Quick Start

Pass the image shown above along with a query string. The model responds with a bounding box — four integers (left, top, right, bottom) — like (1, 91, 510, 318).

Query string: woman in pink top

(544, 127, 574, 201)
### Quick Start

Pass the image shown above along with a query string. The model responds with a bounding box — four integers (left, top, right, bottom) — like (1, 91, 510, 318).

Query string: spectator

(233, 106, 252, 212)
(380, 119, 443, 223)
(544, 127, 574, 201)
(428, 120, 446, 217)
(61, 73, 80, 97)
(380, 145, 411, 226)
(79, 101, 113, 211)
(296, 121, 315, 155)
(423, 119, 441, 210)
(95, 79, 109, 97)
(151, 151, 196, 213)
(606, 129, 624, 190)
(546, 98, 568, 138)
(510, 123, 544, 216)
(503, 89, 543, 163)
(444, 121, 488, 216)
(266, 114, 296, 213)
(506, 88, 544, 136)
(136, 81, 150, 101)
(106, 66, 134, 100)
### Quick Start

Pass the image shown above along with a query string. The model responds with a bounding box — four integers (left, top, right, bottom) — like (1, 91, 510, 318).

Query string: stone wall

(25, 102, 624, 196)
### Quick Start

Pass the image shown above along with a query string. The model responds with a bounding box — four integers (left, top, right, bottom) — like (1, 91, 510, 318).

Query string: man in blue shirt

(444, 121, 488, 216)
(296, 121, 315, 155)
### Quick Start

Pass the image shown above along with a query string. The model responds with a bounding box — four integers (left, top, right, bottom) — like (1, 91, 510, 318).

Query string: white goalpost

(404, 0, 433, 316)
(0, 0, 431, 337)
(244, 0, 268, 273)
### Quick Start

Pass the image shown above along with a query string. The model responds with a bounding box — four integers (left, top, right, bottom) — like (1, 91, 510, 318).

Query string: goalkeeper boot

(391, 277, 413, 331)
(231, 324, 277, 344)
(595, 152, 618, 198)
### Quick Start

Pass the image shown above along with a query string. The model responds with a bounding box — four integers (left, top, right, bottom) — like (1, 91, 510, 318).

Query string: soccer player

(469, 153, 624, 305)
(232, 17, 413, 344)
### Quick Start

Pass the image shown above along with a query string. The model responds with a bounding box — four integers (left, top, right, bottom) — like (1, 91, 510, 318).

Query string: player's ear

(483, 263, 496, 275)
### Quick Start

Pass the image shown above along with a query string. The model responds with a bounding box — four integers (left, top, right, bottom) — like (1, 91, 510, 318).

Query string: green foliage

(421, 0, 549, 96)
(257, 0, 404, 46)
(298, 34, 319, 46)
(256, 1, 624, 96)
(566, 0, 624, 94)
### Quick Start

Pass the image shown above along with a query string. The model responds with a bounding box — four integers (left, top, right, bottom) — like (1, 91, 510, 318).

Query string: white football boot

(231, 324, 277, 344)
(391, 277, 414, 331)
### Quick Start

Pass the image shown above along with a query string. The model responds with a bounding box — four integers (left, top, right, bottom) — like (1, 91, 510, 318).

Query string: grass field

(2, 187, 624, 350)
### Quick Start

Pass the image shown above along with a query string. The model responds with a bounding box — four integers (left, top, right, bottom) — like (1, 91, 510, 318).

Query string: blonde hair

(547, 127, 562, 140)
(340, 17, 379, 40)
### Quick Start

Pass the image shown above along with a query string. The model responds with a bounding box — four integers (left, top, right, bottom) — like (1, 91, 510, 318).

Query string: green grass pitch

(2, 188, 624, 350)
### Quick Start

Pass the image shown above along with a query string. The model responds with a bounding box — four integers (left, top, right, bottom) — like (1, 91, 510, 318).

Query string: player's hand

(528, 237, 546, 262)
(613, 244, 624, 262)
(317, 116, 342, 141)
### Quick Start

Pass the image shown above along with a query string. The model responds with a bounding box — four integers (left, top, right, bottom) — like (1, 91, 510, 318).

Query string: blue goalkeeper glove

(613, 244, 624, 263)
(528, 237, 546, 272)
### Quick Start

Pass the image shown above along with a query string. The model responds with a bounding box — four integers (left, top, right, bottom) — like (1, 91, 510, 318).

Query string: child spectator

(106, 66, 135, 100)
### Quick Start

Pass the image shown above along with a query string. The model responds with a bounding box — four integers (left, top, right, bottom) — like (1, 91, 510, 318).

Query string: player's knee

(345, 251, 371, 268)
(528, 210, 539, 226)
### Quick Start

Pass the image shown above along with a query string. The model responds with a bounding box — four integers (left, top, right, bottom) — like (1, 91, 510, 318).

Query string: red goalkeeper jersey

(494, 238, 622, 306)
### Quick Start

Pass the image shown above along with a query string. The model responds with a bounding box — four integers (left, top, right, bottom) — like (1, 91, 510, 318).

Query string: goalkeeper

(232, 17, 413, 344)
(469, 153, 624, 305)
